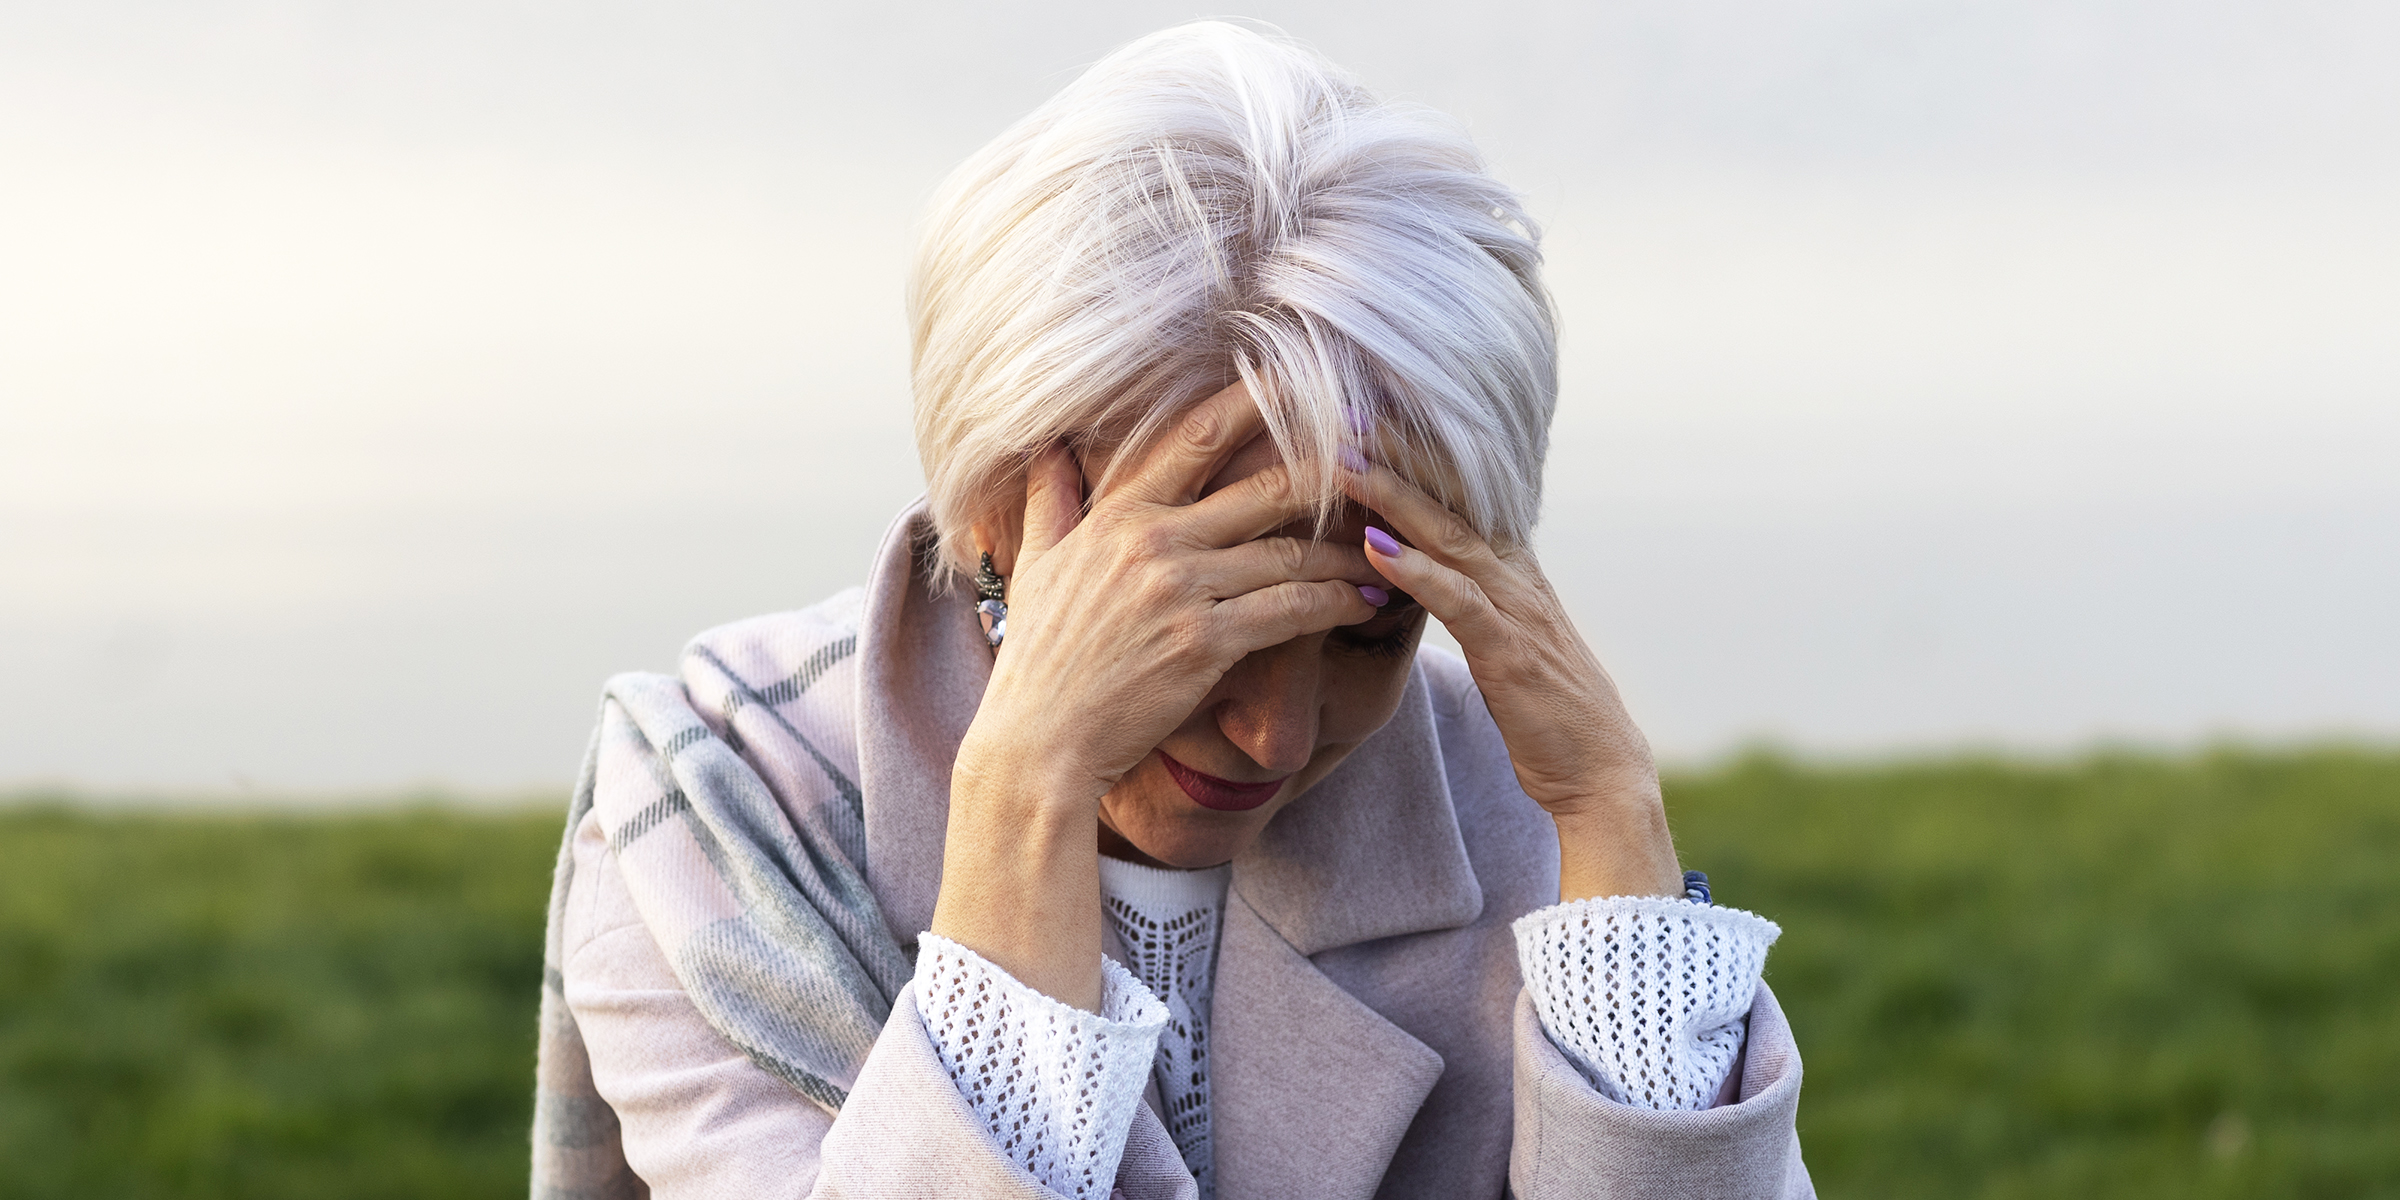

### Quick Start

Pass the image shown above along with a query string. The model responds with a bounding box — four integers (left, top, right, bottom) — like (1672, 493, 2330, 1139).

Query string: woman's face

(1089, 435, 1429, 869)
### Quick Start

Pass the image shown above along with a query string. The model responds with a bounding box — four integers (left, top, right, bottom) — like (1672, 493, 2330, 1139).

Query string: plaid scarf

(529, 592, 909, 1197)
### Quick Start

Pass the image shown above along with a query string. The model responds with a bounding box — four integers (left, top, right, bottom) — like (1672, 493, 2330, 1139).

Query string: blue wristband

(1682, 870, 1712, 906)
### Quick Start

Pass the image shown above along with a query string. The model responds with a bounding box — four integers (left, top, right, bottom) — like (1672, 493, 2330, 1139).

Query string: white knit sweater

(1096, 856, 1230, 1197)
(914, 862, 1779, 1200)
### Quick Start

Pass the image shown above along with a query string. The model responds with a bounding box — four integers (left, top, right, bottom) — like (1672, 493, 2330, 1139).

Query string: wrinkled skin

(928, 382, 1679, 1009)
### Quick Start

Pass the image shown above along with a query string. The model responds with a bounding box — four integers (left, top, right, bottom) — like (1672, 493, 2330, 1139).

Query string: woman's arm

(1346, 459, 1810, 1194)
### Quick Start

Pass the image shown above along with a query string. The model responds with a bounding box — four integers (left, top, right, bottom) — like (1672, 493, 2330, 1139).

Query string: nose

(1210, 637, 1324, 775)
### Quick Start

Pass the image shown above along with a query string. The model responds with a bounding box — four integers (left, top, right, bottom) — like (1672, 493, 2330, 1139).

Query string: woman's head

(910, 21, 1558, 573)
(910, 23, 1557, 867)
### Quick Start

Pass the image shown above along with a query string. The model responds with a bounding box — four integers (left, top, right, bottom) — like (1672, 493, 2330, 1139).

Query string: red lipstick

(1158, 752, 1285, 812)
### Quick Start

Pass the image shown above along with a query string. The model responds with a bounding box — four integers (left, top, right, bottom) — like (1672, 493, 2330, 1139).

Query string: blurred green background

(1, 746, 2394, 1198)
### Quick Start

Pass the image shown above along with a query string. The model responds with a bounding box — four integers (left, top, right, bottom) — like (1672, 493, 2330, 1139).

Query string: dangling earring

(973, 552, 1007, 648)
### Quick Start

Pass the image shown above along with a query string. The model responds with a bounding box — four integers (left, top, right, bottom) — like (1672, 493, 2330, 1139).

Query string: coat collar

(854, 501, 1484, 951)
(854, 503, 991, 949)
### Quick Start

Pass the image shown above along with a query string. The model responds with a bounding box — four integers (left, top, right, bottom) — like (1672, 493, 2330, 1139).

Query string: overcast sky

(3, 1, 2395, 792)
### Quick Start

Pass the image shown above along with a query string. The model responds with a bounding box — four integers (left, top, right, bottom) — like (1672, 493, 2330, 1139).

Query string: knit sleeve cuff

(1512, 895, 1781, 1111)
(912, 932, 1168, 1199)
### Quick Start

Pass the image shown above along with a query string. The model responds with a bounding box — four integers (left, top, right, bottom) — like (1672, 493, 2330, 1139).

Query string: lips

(1158, 752, 1286, 812)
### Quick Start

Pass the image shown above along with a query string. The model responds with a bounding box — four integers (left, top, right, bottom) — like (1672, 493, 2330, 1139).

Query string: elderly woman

(532, 22, 1807, 1200)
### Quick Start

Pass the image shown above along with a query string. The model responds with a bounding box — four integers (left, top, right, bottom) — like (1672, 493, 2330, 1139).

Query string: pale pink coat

(548, 508, 1813, 1198)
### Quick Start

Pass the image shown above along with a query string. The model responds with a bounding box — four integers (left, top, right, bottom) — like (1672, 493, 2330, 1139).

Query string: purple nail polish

(1358, 584, 1390, 607)
(1364, 526, 1402, 558)
(1338, 446, 1370, 474)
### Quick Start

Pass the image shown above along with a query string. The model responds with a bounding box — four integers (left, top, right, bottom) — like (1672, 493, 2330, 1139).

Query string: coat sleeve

(561, 803, 1199, 1200)
(1507, 982, 1813, 1200)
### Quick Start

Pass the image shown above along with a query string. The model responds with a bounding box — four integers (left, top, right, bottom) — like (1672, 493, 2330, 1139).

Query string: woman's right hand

(930, 382, 1375, 1008)
(966, 382, 1376, 805)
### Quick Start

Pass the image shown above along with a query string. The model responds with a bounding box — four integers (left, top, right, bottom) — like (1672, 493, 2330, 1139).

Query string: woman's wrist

(1551, 791, 1684, 903)
(929, 754, 1109, 1010)
(951, 727, 1111, 817)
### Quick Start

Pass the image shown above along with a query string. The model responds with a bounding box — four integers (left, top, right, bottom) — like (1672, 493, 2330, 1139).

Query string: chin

(1123, 808, 1259, 869)
(1105, 769, 1271, 868)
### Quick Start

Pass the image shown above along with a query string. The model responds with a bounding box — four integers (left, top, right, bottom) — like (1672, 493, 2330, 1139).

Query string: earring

(973, 552, 1007, 648)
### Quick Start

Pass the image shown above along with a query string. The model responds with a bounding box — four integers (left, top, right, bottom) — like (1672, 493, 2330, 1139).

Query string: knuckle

(1178, 406, 1224, 452)
(1250, 466, 1294, 505)
(1133, 522, 1178, 559)
(1151, 558, 1195, 595)
(1267, 536, 1308, 575)
(1459, 579, 1501, 622)
(1082, 505, 1126, 540)
(1276, 585, 1316, 625)
(1432, 521, 1480, 559)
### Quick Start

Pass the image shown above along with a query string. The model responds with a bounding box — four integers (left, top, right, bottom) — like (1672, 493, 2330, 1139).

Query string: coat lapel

(1208, 893, 1446, 1200)
(855, 504, 989, 949)
(1208, 670, 1482, 1197)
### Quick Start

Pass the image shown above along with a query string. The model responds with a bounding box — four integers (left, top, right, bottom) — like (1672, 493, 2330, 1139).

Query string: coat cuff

(1512, 895, 1780, 1110)
(913, 933, 1169, 1199)
(1509, 985, 1813, 1199)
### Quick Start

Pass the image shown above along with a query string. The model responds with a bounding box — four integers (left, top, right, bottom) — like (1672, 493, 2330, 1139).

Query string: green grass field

(2, 747, 2394, 1198)
(1671, 748, 2400, 1198)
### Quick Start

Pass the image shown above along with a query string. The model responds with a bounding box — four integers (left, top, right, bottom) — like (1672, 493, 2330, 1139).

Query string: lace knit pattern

(1098, 861, 1229, 1199)
(913, 934, 1167, 1199)
(1513, 895, 1781, 1111)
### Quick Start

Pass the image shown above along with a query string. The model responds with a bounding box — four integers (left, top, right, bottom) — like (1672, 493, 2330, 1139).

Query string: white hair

(909, 21, 1556, 570)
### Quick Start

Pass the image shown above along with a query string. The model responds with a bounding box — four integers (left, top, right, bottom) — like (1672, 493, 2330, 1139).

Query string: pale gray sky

(4, 1, 2395, 791)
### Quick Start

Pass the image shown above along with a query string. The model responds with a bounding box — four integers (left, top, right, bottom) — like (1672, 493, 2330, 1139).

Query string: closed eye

(1333, 592, 1425, 659)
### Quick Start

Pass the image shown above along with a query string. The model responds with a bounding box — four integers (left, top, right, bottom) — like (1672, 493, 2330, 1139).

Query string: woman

(532, 22, 1808, 1200)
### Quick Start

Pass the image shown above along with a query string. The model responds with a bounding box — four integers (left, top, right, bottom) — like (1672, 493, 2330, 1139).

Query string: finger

(1176, 462, 1319, 547)
(1018, 445, 1083, 563)
(1359, 524, 1504, 643)
(1192, 537, 1376, 599)
(1337, 459, 1501, 576)
(1120, 381, 1268, 507)
(1207, 579, 1377, 655)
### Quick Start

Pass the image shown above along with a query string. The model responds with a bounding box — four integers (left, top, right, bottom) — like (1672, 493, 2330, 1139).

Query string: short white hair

(909, 21, 1556, 570)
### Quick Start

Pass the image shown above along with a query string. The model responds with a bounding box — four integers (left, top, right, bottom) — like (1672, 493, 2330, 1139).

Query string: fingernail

(1364, 526, 1402, 558)
(1338, 446, 1370, 474)
(1358, 584, 1390, 607)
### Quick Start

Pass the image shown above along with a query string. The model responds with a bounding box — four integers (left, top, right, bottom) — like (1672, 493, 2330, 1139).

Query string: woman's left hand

(1341, 457, 1685, 903)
